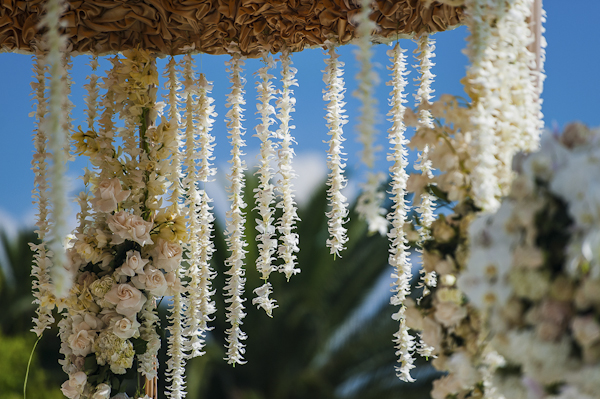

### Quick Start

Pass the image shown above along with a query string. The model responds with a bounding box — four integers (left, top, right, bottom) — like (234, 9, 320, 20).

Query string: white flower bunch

(459, 124, 600, 398)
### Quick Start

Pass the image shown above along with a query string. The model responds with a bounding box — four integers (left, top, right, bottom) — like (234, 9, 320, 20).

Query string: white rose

(60, 371, 87, 399)
(69, 329, 96, 356)
(72, 313, 103, 332)
(92, 383, 111, 399)
(434, 301, 468, 327)
(572, 316, 600, 348)
(107, 211, 153, 246)
(421, 317, 442, 352)
(104, 284, 146, 318)
(448, 351, 479, 389)
(112, 317, 141, 340)
(132, 266, 168, 296)
(431, 375, 461, 399)
(117, 250, 149, 277)
(149, 238, 182, 272)
(93, 178, 130, 213)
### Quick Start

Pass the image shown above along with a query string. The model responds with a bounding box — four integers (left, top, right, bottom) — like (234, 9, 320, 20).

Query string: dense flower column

(354, 0, 388, 236)
(163, 56, 188, 399)
(412, 34, 438, 302)
(386, 43, 416, 382)
(41, 0, 71, 297)
(251, 50, 279, 317)
(30, 50, 56, 336)
(223, 45, 249, 366)
(323, 43, 350, 258)
(180, 54, 217, 359)
(463, 0, 501, 211)
(275, 48, 300, 280)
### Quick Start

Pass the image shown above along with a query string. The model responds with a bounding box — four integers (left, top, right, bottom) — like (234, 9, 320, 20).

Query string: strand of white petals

(138, 299, 161, 379)
(252, 50, 279, 317)
(31, 50, 55, 336)
(223, 46, 248, 365)
(464, 0, 501, 211)
(62, 52, 74, 162)
(323, 43, 350, 258)
(275, 48, 300, 280)
(164, 56, 188, 399)
(386, 43, 416, 382)
(41, 0, 71, 297)
(165, 57, 184, 213)
(413, 36, 438, 358)
(354, 0, 388, 236)
(95, 57, 120, 184)
(181, 54, 217, 358)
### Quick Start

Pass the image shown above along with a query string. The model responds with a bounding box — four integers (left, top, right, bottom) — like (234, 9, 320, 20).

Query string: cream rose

(60, 371, 87, 399)
(132, 266, 168, 296)
(104, 284, 146, 318)
(149, 238, 182, 272)
(107, 211, 153, 246)
(117, 250, 149, 277)
(112, 317, 141, 340)
(421, 317, 443, 351)
(93, 178, 130, 213)
(69, 329, 96, 356)
(91, 383, 111, 399)
(434, 301, 468, 327)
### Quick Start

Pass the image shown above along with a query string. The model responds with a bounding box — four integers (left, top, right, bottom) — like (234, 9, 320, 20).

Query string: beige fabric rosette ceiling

(1, 0, 463, 57)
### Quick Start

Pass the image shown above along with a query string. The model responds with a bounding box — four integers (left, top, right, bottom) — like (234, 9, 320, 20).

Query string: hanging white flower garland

(223, 45, 249, 366)
(41, 0, 71, 297)
(386, 43, 416, 382)
(323, 43, 350, 258)
(354, 0, 388, 236)
(181, 54, 217, 359)
(252, 50, 279, 317)
(275, 48, 301, 281)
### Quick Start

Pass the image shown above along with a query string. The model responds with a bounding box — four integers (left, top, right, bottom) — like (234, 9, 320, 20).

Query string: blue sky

(0, 1, 599, 231)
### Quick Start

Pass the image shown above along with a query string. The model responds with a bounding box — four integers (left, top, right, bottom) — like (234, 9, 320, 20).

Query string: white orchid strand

(31, 50, 55, 336)
(181, 54, 217, 358)
(252, 50, 278, 317)
(42, 0, 71, 297)
(354, 0, 388, 236)
(223, 46, 248, 366)
(386, 43, 416, 382)
(275, 48, 300, 280)
(323, 43, 349, 258)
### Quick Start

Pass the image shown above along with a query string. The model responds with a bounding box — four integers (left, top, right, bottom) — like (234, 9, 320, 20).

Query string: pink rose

(104, 284, 146, 318)
(149, 238, 182, 272)
(69, 329, 95, 357)
(61, 371, 87, 399)
(116, 250, 148, 277)
(107, 211, 153, 246)
(132, 266, 168, 297)
(93, 178, 130, 213)
(112, 317, 141, 340)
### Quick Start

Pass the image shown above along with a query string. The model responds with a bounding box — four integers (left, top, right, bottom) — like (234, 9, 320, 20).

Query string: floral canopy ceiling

(1, 0, 463, 56)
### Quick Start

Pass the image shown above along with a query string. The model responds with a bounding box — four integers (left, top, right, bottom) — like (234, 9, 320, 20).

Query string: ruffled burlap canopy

(0, 0, 463, 57)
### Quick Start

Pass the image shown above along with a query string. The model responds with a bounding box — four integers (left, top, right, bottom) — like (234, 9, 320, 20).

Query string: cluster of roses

(459, 124, 600, 399)
(59, 177, 183, 399)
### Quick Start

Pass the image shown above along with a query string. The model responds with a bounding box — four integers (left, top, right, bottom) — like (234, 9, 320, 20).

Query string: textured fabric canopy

(1, 0, 463, 57)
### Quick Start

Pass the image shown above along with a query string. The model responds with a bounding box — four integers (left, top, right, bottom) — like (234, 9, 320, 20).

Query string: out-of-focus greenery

(0, 230, 64, 399)
(0, 176, 435, 399)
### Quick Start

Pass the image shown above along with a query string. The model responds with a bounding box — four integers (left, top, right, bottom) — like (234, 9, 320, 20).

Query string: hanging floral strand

(252, 50, 279, 317)
(163, 56, 188, 399)
(354, 0, 388, 236)
(181, 53, 217, 358)
(30, 49, 56, 336)
(41, 0, 71, 297)
(275, 48, 300, 280)
(412, 34, 438, 303)
(386, 43, 416, 382)
(223, 45, 249, 365)
(323, 43, 350, 258)
(464, 0, 501, 211)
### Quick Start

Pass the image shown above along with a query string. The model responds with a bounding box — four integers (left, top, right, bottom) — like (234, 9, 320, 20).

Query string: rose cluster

(460, 124, 600, 399)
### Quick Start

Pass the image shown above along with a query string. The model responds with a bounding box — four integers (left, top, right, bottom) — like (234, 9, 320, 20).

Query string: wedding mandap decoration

(1, 0, 547, 398)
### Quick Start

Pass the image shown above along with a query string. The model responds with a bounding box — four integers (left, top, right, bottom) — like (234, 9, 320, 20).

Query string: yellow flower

(72, 127, 98, 156)
(155, 211, 188, 242)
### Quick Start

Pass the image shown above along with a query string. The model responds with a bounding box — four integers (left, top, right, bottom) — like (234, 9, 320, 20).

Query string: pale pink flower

(112, 317, 141, 340)
(149, 238, 182, 272)
(117, 250, 148, 277)
(60, 371, 87, 399)
(92, 178, 130, 213)
(107, 211, 153, 246)
(132, 266, 168, 296)
(104, 283, 146, 318)
(434, 301, 468, 327)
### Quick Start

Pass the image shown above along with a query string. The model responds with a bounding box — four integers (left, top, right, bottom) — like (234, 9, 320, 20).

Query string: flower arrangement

(460, 124, 600, 399)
